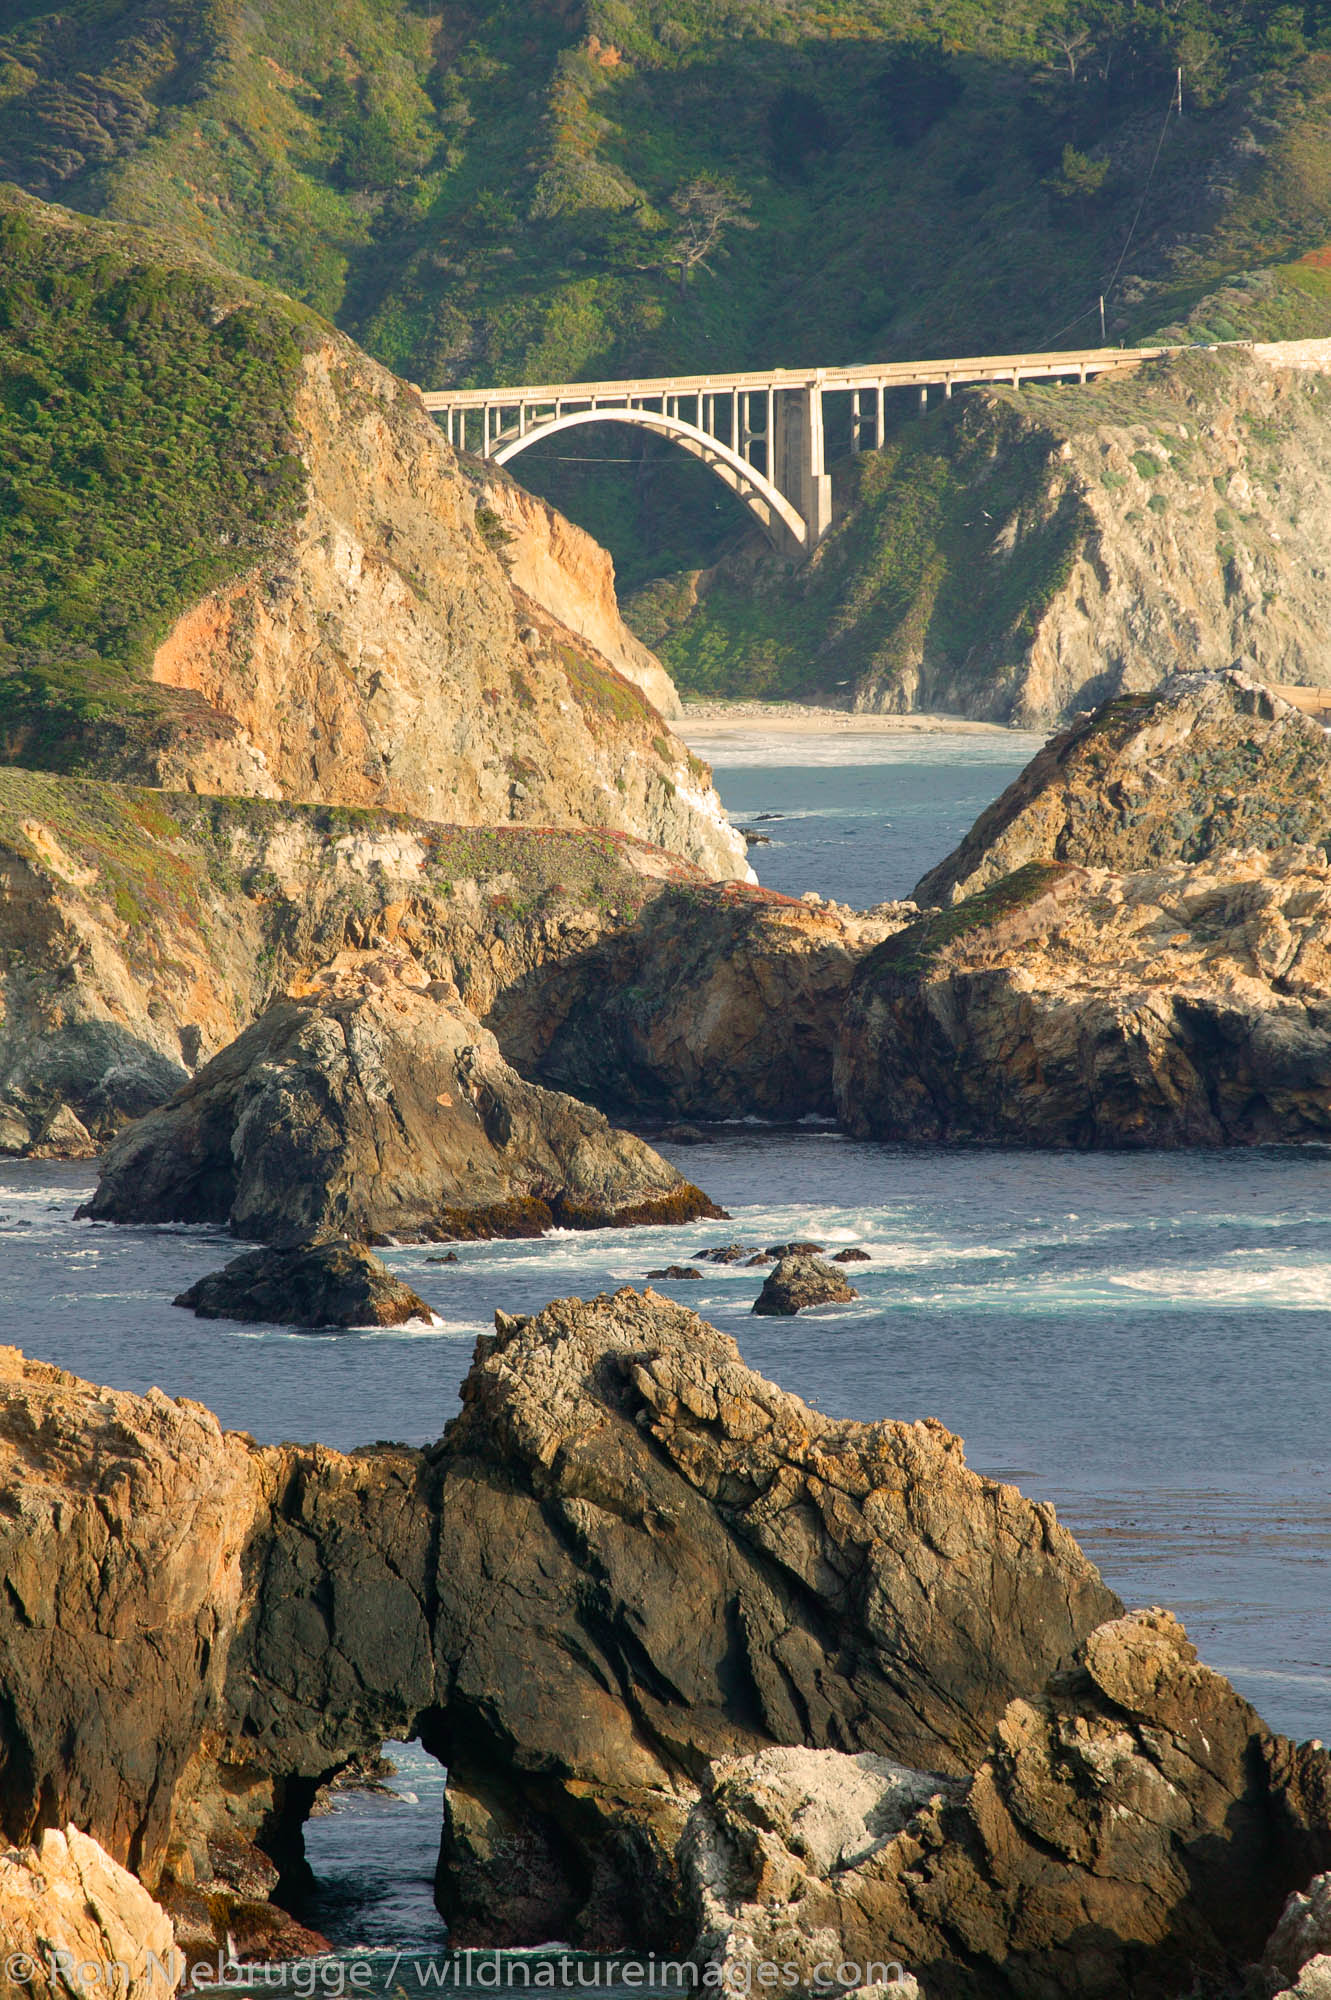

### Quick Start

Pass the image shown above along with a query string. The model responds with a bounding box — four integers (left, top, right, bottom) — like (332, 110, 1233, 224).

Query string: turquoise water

(1, 728, 1327, 1971)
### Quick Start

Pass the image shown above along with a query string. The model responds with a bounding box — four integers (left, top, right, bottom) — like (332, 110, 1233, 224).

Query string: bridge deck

(420, 344, 1172, 411)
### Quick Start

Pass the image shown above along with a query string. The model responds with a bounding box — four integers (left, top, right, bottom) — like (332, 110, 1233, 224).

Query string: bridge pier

(772, 384, 831, 555)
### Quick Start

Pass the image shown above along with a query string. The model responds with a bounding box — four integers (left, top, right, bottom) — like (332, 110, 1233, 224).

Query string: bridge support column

(773, 385, 832, 552)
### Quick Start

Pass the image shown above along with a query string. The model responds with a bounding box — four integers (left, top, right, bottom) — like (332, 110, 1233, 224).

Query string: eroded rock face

(85, 952, 719, 1241)
(173, 1240, 434, 1328)
(0, 1351, 261, 1881)
(836, 850, 1331, 1146)
(0, 777, 886, 1153)
(475, 471, 682, 718)
(504, 887, 912, 1122)
(429, 1288, 1120, 1946)
(916, 671, 1331, 907)
(0, 1826, 180, 1997)
(143, 336, 746, 880)
(683, 1611, 1331, 2000)
(751, 1255, 860, 1316)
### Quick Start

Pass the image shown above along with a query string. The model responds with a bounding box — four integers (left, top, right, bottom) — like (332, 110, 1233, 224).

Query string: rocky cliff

(144, 331, 740, 870)
(837, 848, 1331, 1147)
(915, 670, 1331, 905)
(0, 190, 743, 879)
(474, 469, 682, 718)
(638, 345, 1331, 726)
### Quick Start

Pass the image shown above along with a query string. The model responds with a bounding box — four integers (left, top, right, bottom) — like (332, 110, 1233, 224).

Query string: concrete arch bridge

(422, 337, 1331, 558)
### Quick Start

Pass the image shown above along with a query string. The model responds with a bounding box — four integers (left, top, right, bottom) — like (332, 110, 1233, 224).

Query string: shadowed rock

(752, 1254, 860, 1315)
(82, 952, 720, 1241)
(174, 1240, 434, 1328)
(683, 1609, 1331, 1999)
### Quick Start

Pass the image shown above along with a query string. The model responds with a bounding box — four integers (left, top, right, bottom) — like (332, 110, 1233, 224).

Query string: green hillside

(5, 0, 1331, 612)
(0, 188, 310, 768)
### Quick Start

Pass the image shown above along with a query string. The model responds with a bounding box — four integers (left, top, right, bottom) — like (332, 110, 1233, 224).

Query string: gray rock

(173, 1240, 435, 1328)
(83, 952, 720, 1243)
(752, 1254, 859, 1316)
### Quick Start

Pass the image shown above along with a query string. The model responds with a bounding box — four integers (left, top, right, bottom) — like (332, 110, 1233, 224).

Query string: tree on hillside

(665, 177, 755, 291)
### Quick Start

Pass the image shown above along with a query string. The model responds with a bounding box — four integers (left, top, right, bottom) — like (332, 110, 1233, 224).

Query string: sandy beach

(676, 700, 1023, 738)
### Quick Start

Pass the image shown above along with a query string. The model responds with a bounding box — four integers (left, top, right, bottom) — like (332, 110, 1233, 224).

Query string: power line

(1039, 69, 1181, 349)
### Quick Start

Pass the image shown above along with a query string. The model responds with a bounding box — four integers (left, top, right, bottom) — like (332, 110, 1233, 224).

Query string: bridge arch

(492, 406, 808, 551)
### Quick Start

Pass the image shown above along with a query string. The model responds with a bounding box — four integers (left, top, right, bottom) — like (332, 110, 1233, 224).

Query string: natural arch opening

(294, 1738, 450, 1953)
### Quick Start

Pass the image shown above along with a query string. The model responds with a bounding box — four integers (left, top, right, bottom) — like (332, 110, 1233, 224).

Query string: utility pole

(1099, 294, 1106, 344)
(1176, 66, 1183, 116)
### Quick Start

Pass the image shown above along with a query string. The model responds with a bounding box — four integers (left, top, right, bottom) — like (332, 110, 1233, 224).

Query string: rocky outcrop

(173, 1240, 435, 1328)
(0, 1827, 181, 1997)
(0, 1291, 1120, 1957)
(474, 470, 682, 717)
(0, 774, 885, 1153)
(836, 849, 1331, 1146)
(503, 886, 912, 1121)
(141, 330, 743, 876)
(85, 951, 719, 1240)
(4, 1309, 1331, 1985)
(1266, 1875, 1331, 1999)
(751, 1255, 860, 1315)
(428, 1289, 1119, 1946)
(916, 670, 1331, 906)
(682, 1608, 1331, 1999)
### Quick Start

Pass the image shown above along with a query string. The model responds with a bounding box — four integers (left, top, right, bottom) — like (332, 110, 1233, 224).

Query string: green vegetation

(630, 393, 1092, 702)
(861, 860, 1072, 980)
(0, 191, 309, 770)
(0, 768, 661, 951)
(4, 3, 1331, 709)
(5, 0, 1331, 602)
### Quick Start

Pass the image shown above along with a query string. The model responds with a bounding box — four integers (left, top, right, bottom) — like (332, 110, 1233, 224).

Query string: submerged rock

(752, 1254, 859, 1315)
(174, 1240, 434, 1328)
(837, 849, 1331, 1146)
(833, 1246, 872, 1262)
(915, 670, 1331, 907)
(83, 951, 721, 1242)
(645, 1265, 703, 1280)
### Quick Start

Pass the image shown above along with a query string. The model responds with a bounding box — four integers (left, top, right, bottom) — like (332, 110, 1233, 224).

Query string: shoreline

(676, 701, 1028, 738)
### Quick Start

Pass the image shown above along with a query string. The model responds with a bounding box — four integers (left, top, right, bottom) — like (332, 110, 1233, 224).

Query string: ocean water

(683, 726, 1043, 904)
(2, 727, 1328, 1980)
